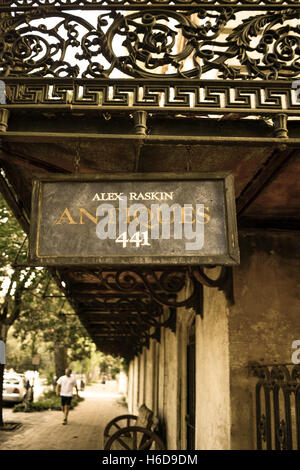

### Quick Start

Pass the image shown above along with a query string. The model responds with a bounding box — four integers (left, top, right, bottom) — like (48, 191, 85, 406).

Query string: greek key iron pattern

(0, 3, 299, 115)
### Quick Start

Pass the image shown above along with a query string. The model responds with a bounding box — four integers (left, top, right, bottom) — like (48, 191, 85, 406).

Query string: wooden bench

(104, 404, 166, 450)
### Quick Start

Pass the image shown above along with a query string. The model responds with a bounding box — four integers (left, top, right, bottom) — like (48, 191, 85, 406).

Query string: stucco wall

(126, 231, 300, 450)
(176, 304, 197, 449)
(158, 325, 165, 423)
(126, 326, 178, 449)
(138, 349, 146, 407)
(195, 284, 231, 450)
(163, 327, 178, 449)
(144, 340, 154, 410)
(229, 230, 300, 450)
(127, 362, 134, 413)
(130, 356, 139, 414)
(126, 281, 231, 450)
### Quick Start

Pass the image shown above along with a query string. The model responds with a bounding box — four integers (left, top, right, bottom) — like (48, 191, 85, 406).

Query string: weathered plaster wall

(126, 231, 300, 450)
(229, 231, 300, 450)
(144, 340, 154, 411)
(175, 321, 186, 450)
(176, 304, 195, 450)
(138, 349, 146, 407)
(163, 327, 178, 449)
(127, 326, 178, 449)
(131, 356, 139, 414)
(152, 340, 159, 416)
(127, 362, 134, 413)
(195, 284, 231, 450)
(127, 281, 231, 450)
(158, 326, 165, 424)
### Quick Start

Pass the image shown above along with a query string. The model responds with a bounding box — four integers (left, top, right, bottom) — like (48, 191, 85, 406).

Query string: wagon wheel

(104, 426, 166, 450)
(104, 414, 137, 439)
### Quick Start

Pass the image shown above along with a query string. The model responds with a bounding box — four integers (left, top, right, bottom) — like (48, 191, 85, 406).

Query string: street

(0, 380, 127, 450)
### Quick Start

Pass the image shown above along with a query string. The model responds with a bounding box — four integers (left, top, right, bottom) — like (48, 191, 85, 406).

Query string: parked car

(3, 373, 27, 403)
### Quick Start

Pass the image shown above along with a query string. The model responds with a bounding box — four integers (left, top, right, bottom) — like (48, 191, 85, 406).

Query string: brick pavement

(0, 381, 128, 450)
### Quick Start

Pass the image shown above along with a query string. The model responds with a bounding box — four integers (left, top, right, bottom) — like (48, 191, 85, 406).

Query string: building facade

(127, 232, 300, 449)
(0, 0, 299, 450)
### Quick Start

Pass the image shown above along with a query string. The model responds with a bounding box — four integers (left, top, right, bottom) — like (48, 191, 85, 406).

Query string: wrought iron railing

(251, 362, 300, 450)
(1, 4, 299, 81)
(0, 1, 299, 117)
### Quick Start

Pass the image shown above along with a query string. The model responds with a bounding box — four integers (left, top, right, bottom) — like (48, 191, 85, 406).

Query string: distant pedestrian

(24, 379, 34, 403)
(56, 368, 79, 425)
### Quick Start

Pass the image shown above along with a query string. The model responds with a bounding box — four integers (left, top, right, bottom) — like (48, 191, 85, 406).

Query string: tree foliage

(0, 193, 92, 359)
(0, 193, 92, 425)
(0, 195, 36, 342)
(12, 284, 93, 364)
(0, 191, 125, 427)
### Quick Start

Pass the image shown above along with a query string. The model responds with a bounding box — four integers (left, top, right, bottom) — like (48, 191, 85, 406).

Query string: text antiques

(29, 173, 239, 266)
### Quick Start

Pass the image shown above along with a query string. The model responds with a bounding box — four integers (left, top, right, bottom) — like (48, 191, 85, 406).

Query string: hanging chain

(73, 143, 81, 173)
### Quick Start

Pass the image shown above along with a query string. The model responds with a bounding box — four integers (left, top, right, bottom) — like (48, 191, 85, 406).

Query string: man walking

(56, 368, 79, 425)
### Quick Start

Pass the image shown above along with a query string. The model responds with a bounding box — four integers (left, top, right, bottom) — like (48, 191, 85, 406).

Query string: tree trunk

(54, 344, 68, 381)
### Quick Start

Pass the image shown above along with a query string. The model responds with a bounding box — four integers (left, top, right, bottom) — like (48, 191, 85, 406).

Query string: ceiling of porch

(0, 111, 299, 358)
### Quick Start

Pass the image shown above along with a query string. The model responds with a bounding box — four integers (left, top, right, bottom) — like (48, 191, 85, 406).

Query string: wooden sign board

(29, 173, 239, 266)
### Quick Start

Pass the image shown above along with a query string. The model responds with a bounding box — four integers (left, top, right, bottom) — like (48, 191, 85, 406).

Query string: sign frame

(29, 172, 239, 266)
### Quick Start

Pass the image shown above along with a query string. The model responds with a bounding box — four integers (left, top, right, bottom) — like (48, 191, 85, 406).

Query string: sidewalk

(0, 380, 128, 450)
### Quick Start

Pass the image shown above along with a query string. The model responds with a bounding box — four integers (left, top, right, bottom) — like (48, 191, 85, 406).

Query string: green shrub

(13, 391, 84, 413)
(41, 390, 59, 400)
(46, 371, 55, 386)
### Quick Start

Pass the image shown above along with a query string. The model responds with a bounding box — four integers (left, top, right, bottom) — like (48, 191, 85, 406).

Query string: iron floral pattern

(0, 7, 300, 79)
(251, 363, 300, 450)
(2, 0, 300, 8)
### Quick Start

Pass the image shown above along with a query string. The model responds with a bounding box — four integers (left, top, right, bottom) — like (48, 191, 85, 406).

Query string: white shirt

(57, 375, 77, 397)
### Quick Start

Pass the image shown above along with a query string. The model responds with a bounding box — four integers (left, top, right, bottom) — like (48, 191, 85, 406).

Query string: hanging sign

(29, 173, 239, 266)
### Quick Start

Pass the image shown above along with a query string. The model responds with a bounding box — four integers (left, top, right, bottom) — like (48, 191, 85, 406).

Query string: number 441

(116, 231, 151, 248)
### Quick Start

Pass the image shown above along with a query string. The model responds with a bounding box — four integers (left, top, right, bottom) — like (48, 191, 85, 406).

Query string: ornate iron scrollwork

(63, 266, 235, 353)
(0, 7, 300, 80)
(2, 0, 300, 9)
(75, 293, 177, 329)
(92, 268, 201, 309)
(58, 266, 208, 354)
(192, 266, 234, 305)
(65, 265, 230, 315)
(258, 414, 267, 443)
(277, 419, 288, 450)
(88, 312, 163, 355)
(68, 267, 196, 342)
(250, 363, 300, 450)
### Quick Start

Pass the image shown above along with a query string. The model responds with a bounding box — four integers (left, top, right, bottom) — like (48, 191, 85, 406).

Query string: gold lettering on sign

(79, 208, 97, 225)
(196, 206, 211, 224)
(54, 206, 211, 225)
(55, 208, 77, 225)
